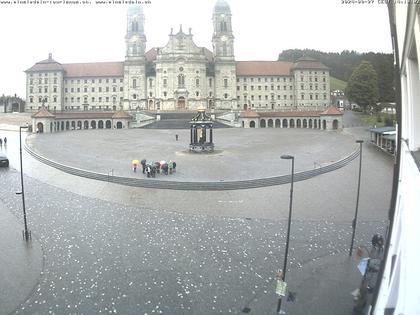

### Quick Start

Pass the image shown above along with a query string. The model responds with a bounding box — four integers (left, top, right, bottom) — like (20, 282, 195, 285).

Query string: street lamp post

(277, 154, 295, 314)
(19, 125, 31, 241)
(349, 140, 364, 256)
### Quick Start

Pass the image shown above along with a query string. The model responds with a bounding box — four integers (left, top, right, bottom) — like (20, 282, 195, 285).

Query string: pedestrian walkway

(0, 201, 43, 315)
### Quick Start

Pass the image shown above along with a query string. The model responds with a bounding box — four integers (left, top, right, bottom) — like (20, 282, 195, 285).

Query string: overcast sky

(0, 0, 392, 98)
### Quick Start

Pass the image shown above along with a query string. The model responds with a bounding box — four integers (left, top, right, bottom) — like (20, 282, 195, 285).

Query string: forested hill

(278, 49, 395, 102)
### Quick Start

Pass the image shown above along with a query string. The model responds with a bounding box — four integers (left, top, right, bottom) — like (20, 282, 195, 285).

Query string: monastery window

(283, 95, 287, 100)
(133, 79, 137, 88)
(120, 87, 123, 92)
(251, 78, 254, 82)
(65, 88, 68, 93)
(38, 87, 42, 93)
(237, 86, 240, 91)
(277, 78, 280, 82)
(98, 79, 102, 83)
(99, 97, 102, 102)
(301, 93, 304, 100)
(257, 78, 261, 82)
(315, 84, 318, 90)
(77, 88, 80, 93)
(290, 95, 293, 100)
(243, 78, 247, 82)
(53, 96, 57, 102)
(222, 43, 227, 56)
(65, 97, 68, 102)
(209, 92, 212, 97)
(178, 74, 185, 87)
(38, 97, 42, 102)
(196, 91, 199, 97)
(301, 76, 304, 82)
(277, 86, 280, 90)
(53, 86, 57, 93)
(30, 79, 33, 85)
(220, 21, 227, 32)
(92, 87, 95, 92)
(164, 91, 167, 97)
(236, 78, 240, 83)
(258, 95, 262, 100)
(149, 92, 152, 97)
(284, 85, 287, 90)
(30, 87, 33, 93)
(44, 87, 48, 93)
(323, 71, 325, 74)
(99, 87, 102, 92)
(30, 97, 33, 103)
(120, 97, 123, 102)
(38, 78, 42, 84)
(71, 97, 74, 103)
(290, 86, 292, 90)
(310, 94, 313, 100)
(84, 87, 88, 92)
(251, 85, 254, 90)
(290, 78, 292, 82)
(106, 79, 109, 83)
(120, 78, 123, 83)
(324, 94, 327, 100)
(92, 97, 95, 102)
(323, 84, 326, 90)
(271, 95, 274, 100)
(163, 78, 167, 87)
(113, 96, 117, 103)
(264, 78, 267, 82)
(106, 87, 110, 92)
(310, 84, 313, 90)
(44, 78, 48, 84)
(113, 79, 116, 83)
(265, 95, 268, 100)
(301, 84, 304, 90)
(196, 78, 200, 87)
(77, 97, 80, 102)
(315, 77, 318, 82)
(149, 78, 153, 88)
(83, 79, 86, 84)
(209, 78, 212, 87)
(77, 80, 80, 84)
(270, 78, 273, 82)
(92, 79, 95, 83)
(315, 94, 319, 100)
(258, 86, 261, 90)
(224, 93, 228, 99)
(54, 78, 57, 84)
(113, 86, 117, 92)
(224, 78, 228, 87)
(323, 77, 326, 82)
(244, 85, 247, 91)
(251, 95, 254, 100)
(84, 96, 88, 103)
(309, 77, 312, 82)
(132, 94, 137, 99)
(283, 78, 286, 82)
(271, 85, 274, 90)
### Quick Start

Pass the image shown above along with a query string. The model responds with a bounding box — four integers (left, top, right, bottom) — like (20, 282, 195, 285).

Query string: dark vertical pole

(277, 156, 295, 314)
(210, 127, 213, 144)
(19, 126, 30, 241)
(349, 140, 363, 256)
(190, 126, 193, 144)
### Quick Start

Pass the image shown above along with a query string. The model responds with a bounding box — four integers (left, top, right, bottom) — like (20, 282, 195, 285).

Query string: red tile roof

(54, 112, 115, 119)
(62, 62, 124, 77)
(320, 107, 343, 115)
(25, 57, 64, 72)
(293, 57, 329, 71)
(239, 110, 260, 118)
(236, 61, 293, 76)
(145, 48, 158, 61)
(112, 111, 132, 119)
(31, 107, 55, 118)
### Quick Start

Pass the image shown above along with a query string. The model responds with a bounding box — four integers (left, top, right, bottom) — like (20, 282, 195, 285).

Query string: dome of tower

(213, 0, 231, 14)
(127, 5, 143, 16)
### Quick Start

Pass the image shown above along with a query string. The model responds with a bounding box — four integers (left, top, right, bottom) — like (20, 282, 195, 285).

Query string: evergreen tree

(345, 61, 379, 112)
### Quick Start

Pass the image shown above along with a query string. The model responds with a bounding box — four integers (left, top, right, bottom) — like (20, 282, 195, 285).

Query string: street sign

(276, 280, 287, 296)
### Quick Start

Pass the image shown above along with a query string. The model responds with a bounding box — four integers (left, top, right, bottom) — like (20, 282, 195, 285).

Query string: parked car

(0, 153, 9, 167)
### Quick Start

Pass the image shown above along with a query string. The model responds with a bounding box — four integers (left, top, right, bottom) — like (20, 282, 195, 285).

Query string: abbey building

(25, 0, 330, 113)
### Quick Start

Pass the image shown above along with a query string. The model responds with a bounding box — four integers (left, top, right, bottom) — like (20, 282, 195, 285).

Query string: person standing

(141, 159, 146, 174)
(175, 134, 179, 141)
(3, 137, 6, 145)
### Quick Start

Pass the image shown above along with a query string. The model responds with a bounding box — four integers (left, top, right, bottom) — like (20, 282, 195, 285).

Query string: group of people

(132, 159, 177, 178)
(0, 137, 7, 146)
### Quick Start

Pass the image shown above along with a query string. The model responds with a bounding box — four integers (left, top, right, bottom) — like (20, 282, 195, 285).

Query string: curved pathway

(25, 143, 360, 190)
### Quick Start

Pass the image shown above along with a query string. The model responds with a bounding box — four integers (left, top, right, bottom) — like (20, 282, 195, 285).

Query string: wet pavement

(0, 111, 394, 314)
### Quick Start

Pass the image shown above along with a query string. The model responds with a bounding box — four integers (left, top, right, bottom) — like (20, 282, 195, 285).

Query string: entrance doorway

(177, 97, 186, 110)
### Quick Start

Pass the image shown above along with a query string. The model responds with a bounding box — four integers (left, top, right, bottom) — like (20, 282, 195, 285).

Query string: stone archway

(268, 119, 273, 128)
(91, 120, 96, 129)
(36, 122, 44, 133)
(323, 120, 327, 130)
(71, 121, 76, 130)
(275, 119, 280, 128)
(282, 119, 288, 128)
(98, 120, 104, 129)
(116, 122, 123, 129)
(290, 119, 295, 128)
(333, 119, 339, 130)
(84, 120, 89, 129)
(148, 100, 154, 110)
(105, 120, 112, 129)
(77, 121, 82, 129)
(260, 119, 266, 128)
(309, 119, 313, 128)
(250, 120, 256, 128)
(303, 119, 307, 128)
(66, 121, 70, 130)
(297, 119, 301, 128)
(177, 97, 186, 110)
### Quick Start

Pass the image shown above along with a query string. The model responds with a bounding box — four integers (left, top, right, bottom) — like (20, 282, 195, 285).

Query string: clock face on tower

(221, 35, 227, 42)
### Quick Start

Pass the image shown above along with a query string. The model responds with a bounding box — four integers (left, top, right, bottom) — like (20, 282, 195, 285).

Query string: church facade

(25, 0, 330, 114)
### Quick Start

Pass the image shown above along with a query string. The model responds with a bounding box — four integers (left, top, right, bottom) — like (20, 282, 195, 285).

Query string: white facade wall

(293, 69, 330, 110)
(27, 70, 64, 112)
